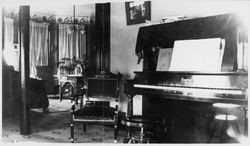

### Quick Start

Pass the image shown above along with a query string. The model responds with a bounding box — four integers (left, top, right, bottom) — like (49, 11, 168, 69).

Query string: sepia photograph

(125, 1, 151, 25)
(0, 0, 249, 144)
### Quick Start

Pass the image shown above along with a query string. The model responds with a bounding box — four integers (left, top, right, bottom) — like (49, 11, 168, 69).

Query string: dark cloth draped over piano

(135, 13, 244, 69)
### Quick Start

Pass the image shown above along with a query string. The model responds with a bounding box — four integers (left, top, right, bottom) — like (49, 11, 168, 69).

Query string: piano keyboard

(134, 84, 245, 95)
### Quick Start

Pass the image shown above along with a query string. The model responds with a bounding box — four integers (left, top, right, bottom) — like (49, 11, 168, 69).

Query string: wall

(110, 0, 250, 115)
(110, 3, 143, 79)
(110, 2, 144, 115)
(151, 0, 249, 22)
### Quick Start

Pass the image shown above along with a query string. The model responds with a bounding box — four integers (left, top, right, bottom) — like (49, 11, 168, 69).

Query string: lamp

(68, 5, 85, 34)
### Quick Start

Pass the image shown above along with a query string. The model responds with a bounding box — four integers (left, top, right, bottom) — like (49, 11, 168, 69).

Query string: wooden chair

(70, 73, 121, 143)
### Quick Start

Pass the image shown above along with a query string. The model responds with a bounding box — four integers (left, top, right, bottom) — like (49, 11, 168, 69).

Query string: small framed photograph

(125, 1, 151, 25)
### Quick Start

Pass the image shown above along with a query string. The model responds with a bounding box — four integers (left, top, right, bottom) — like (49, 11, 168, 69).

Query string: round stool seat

(212, 103, 241, 108)
(121, 116, 161, 128)
(215, 114, 238, 121)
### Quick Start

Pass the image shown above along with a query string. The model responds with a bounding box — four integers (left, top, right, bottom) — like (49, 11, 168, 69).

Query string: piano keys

(134, 84, 244, 95)
(125, 71, 248, 105)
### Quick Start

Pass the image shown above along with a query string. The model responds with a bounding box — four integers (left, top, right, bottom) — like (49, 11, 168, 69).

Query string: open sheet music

(168, 38, 225, 72)
(156, 48, 173, 71)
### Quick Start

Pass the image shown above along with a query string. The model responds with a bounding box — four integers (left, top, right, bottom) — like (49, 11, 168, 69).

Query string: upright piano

(124, 13, 248, 123)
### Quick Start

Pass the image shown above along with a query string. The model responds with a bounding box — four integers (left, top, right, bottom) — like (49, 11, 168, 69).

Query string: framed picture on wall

(125, 1, 151, 25)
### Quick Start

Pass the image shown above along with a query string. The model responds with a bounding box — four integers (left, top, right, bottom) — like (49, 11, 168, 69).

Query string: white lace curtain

(3, 17, 19, 71)
(58, 24, 86, 61)
(29, 21, 49, 78)
(4, 17, 14, 49)
(4, 18, 86, 77)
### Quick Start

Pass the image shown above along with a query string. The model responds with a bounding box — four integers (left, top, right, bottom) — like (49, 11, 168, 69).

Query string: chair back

(86, 73, 121, 99)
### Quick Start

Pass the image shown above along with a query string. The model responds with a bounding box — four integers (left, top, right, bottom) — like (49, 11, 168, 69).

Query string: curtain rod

(31, 14, 88, 24)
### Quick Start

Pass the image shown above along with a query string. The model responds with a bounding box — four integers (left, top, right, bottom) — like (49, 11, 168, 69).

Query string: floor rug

(2, 99, 127, 143)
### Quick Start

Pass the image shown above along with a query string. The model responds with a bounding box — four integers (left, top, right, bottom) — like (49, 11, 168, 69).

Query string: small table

(54, 74, 84, 105)
(66, 74, 86, 106)
(67, 74, 85, 87)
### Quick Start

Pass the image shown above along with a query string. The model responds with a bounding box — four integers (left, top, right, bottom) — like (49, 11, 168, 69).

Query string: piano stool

(208, 103, 242, 143)
(121, 116, 167, 143)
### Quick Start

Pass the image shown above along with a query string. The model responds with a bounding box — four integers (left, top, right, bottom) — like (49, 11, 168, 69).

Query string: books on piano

(168, 38, 225, 72)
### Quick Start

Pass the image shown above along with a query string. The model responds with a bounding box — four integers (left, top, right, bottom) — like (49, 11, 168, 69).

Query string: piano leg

(127, 94, 134, 117)
(162, 118, 167, 133)
(124, 93, 135, 143)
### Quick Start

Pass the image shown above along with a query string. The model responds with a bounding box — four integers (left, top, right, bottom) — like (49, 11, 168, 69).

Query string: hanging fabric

(29, 20, 49, 78)
(3, 17, 20, 71)
(58, 23, 86, 61)
(59, 24, 71, 61)
(3, 17, 14, 48)
(79, 25, 86, 57)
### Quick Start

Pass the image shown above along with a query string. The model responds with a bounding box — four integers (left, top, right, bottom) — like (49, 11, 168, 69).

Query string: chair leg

(114, 124, 118, 143)
(80, 99, 83, 109)
(70, 122, 74, 143)
(83, 124, 86, 133)
(128, 127, 132, 138)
